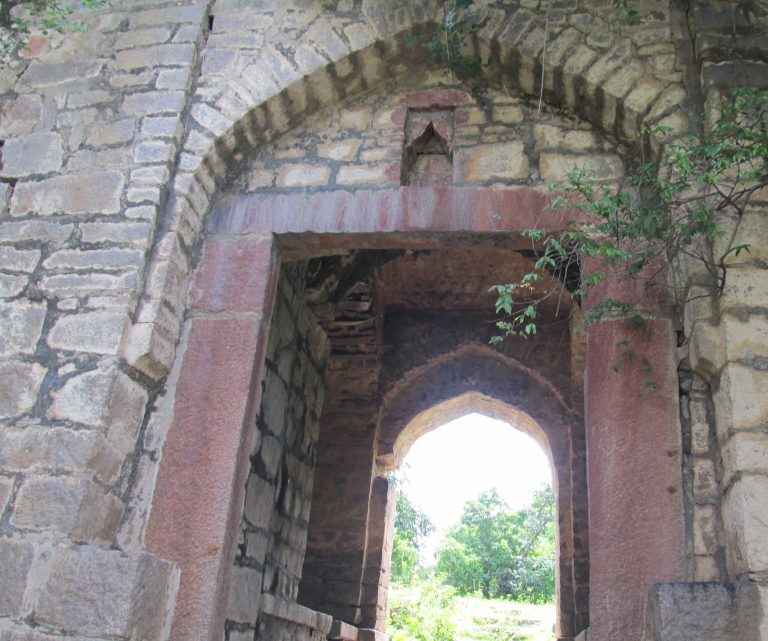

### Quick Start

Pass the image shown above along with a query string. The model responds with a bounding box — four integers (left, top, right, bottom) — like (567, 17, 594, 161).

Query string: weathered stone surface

(39, 271, 137, 297)
(115, 44, 196, 71)
(11, 476, 122, 543)
(0, 476, 12, 514)
(48, 310, 127, 354)
(11, 171, 124, 216)
(43, 248, 143, 271)
(453, 143, 529, 182)
(534, 124, 596, 150)
(723, 475, 768, 576)
(277, 164, 330, 188)
(0, 273, 28, 297)
(0, 538, 34, 617)
(0, 426, 104, 475)
(20, 60, 102, 87)
(539, 152, 624, 183)
(0, 220, 74, 244)
(48, 363, 116, 425)
(0, 300, 46, 357)
(693, 505, 719, 556)
(86, 118, 136, 147)
(35, 545, 179, 639)
(721, 431, 768, 488)
(336, 163, 394, 185)
(0, 94, 45, 138)
(643, 582, 761, 641)
(0, 361, 46, 418)
(0, 132, 62, 178)
(0, 246, 40, 273)
(227, 565, 263, 624)
(714, 364, 768, 437)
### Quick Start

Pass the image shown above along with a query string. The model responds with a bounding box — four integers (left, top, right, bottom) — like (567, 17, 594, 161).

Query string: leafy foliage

(492, 87, 768, 340)
(435, 487, 556, 603)
(388, 580, 457, 641)
(391, 487, 435, 584)
(427, 0, 485, 78)
(0, 0, 105, 62)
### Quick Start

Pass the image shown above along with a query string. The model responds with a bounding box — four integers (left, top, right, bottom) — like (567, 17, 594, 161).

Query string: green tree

(436, 486, 556, 603)
(391, 489, 435, 584)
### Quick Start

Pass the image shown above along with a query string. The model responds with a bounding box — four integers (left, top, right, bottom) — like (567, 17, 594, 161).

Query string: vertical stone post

(360, 476, 396, 630)
(145, 235, 279, 641)
(585, 316, 686, 641)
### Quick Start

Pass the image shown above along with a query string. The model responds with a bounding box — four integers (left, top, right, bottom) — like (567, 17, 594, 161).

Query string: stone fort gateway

(0, 0, 767, 640)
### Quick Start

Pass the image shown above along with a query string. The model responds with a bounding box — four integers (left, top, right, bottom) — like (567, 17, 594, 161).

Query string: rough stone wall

(0, 0, 765, 640)
(225, 264, 329, 640)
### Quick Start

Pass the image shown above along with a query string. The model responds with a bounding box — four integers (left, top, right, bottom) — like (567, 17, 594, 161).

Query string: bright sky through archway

(400, 412, 552, 562)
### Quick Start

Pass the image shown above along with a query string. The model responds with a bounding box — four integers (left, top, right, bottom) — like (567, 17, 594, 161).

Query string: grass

(388, 583, 555, 641)
(452, 595, 555, 641)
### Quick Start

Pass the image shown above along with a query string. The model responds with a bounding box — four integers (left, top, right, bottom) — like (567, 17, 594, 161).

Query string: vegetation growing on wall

(490, 87, 768, 340)
(0, 0, 103, 61)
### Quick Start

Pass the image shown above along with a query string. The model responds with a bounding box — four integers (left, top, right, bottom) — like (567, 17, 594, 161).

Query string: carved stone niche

(401, 109, 454, 186)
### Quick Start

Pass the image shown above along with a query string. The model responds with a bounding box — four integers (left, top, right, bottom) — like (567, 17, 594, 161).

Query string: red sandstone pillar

(145, 235, 279, 641)
(585, 315, 685, 641)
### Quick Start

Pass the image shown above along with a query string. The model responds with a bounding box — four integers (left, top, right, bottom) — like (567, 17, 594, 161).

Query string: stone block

(318, 140, 360, 161)
(688, 321, 725, 381)
(0, 220, 73, 244)
(0, 361, 46, 418)
(121, 91, 187, 116)
(115, 44, 195, 71)
(0, 274, 28, 297)
(0, 538, 34, 617)
(48, 310, 127, 355)
(340, 107, 371, 130)
(34, 545, 179, 639)
(0, 246, 40, 273)
(39, 271, 137, 297)
(491, 104, 524, 123)
(723, 315, 768, 363)
(693, 458, 719, 498)
(277, 164, 330, 188)
(0, 475, 12, 514)
(48, 362, 116, 426)
(0, 426, 117, 481)
(79, 221, 152, 245)
(0, 300, 46, 357)
(10, 476, 122, 543)
(86, 118, 136, 147)
(336, 163, 394, 186)
(20, 60, 102, 87)
(227, 565, 263, 624)
(0, 132, 62, 178)
(44, 248, 143, 271)
(693, 504, 719, 555)
(540, 152, 624, 183)
(130, 4, 208, 28)
(714, 364, 768, 438)
(643, 582, 760, 641)
(0, 94, 45, 138)
(244, 474, 276, 529)
(11, 171, 124, 216)
(723, 475, 768, 577)
(453, 143, 529, 182)
(534, 124, 596, 151)
(721, 431, 768, 488)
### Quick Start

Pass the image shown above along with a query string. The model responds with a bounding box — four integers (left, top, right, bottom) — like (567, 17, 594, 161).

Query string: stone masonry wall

(0, 0, 766, 639)
(225, 264, 330, 641)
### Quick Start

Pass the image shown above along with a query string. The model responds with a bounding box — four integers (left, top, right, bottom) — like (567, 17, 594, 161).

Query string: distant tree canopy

(391, 489, 434, 584)
(435, 486, 556, 603)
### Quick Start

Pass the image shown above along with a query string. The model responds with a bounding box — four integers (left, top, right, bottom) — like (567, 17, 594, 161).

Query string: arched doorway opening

(295, 243, 588, 639)
(389, 407, 558, 635)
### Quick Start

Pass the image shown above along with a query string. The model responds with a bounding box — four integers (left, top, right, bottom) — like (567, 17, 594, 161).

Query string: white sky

(399, 412, 553, 562)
